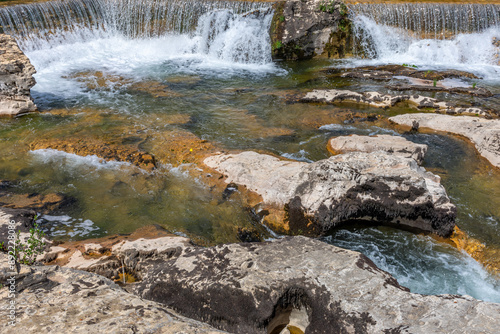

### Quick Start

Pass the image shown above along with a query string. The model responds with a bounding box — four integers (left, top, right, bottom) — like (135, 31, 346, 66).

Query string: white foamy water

(324, 228, 500, 303)
(350, 14, 500, 82)
(0, 0, 278, 100)
(30, 149, 131, 170)
(39, 214, 101, 238)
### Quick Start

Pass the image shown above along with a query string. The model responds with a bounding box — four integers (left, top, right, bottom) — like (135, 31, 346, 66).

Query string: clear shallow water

(0, 0, 499, 300)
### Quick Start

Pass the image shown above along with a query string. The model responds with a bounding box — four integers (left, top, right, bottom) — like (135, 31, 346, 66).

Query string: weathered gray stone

(390, 113, 500, 168)
(0, 207, 36, 246)
(270, 0, 351, 60)
(328, 134, 428, 164)
(204, 151, 456, 236)
(116, 236, 500, 334)
(0, 34, 37, 116)
(301, 89, 487, 116)
(0, 261, 228, 333)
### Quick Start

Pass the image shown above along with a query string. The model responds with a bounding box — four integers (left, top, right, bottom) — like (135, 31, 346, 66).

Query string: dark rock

(270, 0, 352, 60)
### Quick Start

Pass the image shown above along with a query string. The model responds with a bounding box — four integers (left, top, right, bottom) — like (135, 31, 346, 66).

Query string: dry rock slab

(125, 236, 500, 334)
(328, 134, 428, 164)
(390, 113, 500, 168)
(0, 34, 37, 116)
(204, 151, 456, 237)
(0, 262, 228, 333)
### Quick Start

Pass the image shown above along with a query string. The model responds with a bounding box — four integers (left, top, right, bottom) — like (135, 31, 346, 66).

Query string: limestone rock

(122, 236, 500, 334)
(390, 113, 500, 168)
(0, 207, 36, 246)
(0, 263, 228, 333)
(301, 89, 488, 116)
(270, 0, 351, 60)
(204, 151, 456, 236)
(0, 34, 37, 116)
(328, 134, 428, 164)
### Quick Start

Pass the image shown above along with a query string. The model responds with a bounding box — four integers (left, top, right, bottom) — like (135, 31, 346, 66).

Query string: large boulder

(204, 151, 456, 237)
(0, 260, 228, 333)
(328, 134, 428, 164)
(390, 113, 500, 168)
(0, 34, 37, 116)
(115, 236, 500, 334)
(270, 0, 351, 60)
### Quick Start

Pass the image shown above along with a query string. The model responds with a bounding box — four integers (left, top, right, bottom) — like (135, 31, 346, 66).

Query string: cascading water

(0, 0, 273, 65)
(349, 3, 500, 80)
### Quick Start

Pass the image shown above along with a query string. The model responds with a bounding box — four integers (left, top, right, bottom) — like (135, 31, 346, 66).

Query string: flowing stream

(0, 0, 499, 302)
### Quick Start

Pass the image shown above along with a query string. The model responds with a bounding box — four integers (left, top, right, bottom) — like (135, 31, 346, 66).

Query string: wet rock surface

(30, 138, 157, 171)
(0, 34, 37, 116)
(0, 182, 75, 214)
(387, 83, 493, 98)
(390, 113, 500, 168)
(270, 0, 351, 60)
(0, 261, 228, 333)
(328, 134, 428, 164)
(204, 151, 456, 237)
(330, 65, 480, 81)
(301, 89, 488, 116)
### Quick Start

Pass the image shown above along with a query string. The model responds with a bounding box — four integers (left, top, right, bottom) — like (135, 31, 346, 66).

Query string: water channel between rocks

(0, 0, 499, 302)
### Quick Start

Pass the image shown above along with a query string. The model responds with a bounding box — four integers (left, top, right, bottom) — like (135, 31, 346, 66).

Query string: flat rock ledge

(20, 236, 500, 334)
(301, 89, 487, 116)
(390, 113, 500, 168)
(204, 151, 456, 237)
(0, 258, 228, 333)
(328, 134, 428, 165)
(0, 34, 37, 116)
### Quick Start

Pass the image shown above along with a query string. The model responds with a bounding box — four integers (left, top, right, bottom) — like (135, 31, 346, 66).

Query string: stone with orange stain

(442, 226, 500, 275)
(65, 70, 132, 90)
(30, 137, 157, 171)
(0, 191, 73, 213)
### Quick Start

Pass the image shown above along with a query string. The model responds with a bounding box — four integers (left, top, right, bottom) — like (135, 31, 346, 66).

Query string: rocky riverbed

(1, 0, 500, 332)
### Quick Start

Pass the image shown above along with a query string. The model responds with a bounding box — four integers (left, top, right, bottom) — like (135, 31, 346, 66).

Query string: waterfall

(0, 0, 272, 59)
(349, 3, 500, 80)
(351, 3, 500, 38)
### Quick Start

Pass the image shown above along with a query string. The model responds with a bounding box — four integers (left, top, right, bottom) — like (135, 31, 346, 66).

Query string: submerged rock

(0, 263, 228, 333)
(118, 236, 500, 334)
(328, 134, 428, 164)
(204, 151, 456, 237)
(30, 138, 157, 171)
(390, 113, 500, 168)
(0, 34, 37, 116)
(301, 89, 488, 116)
(270, 0, 352, 60)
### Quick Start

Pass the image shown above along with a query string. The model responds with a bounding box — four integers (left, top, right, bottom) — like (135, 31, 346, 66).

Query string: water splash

(0, 0, 272, 55)
(348, 3, 500, 81)
(351, 3, 500, 38)
(324, 227, 500, 303)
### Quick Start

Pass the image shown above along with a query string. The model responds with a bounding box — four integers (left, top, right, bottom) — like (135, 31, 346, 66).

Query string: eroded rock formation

(0, 34, 37, 116)
(204, 151, 456, 236)
(0, 260, 228, 333)
(19, 235, 500, 334)
(390, 113, 500, 168)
